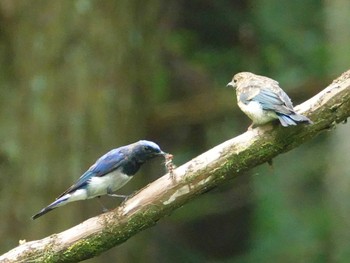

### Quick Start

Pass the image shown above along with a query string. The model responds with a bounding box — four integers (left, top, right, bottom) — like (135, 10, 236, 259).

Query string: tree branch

(1, 70, 350, 263)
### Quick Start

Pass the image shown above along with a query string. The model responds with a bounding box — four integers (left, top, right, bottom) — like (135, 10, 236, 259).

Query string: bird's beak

(226, 81, 236, 88)
(158, 151, 167, 156)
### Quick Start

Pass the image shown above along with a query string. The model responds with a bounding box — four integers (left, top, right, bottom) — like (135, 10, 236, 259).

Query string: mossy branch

(1, 70, 349, 263)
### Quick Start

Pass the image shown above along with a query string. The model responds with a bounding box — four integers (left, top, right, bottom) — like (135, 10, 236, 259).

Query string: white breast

(238, 100, 277, 125)
(86, 169, 132, 199)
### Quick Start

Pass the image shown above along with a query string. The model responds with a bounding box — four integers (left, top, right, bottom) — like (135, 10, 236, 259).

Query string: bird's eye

(144, 146, 152, 152)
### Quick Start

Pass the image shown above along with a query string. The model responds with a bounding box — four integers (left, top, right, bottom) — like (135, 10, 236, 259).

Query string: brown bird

(227, 72, 312, 129)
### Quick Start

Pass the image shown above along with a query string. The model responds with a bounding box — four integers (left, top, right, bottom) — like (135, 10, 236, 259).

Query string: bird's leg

(96, 196, 109, 213)
(107, 187, 128, 199)
(107, 187, 131, 210)
(119, 195, 132, 208)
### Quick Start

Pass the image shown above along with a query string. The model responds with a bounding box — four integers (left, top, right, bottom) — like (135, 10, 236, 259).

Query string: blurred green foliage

(0, 0, 349, 262)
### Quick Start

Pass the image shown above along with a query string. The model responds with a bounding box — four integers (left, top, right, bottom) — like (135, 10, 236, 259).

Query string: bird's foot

(120, 195, 131, 208)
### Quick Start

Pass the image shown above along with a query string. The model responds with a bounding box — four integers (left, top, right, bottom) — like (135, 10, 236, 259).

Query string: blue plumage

(32, 140, 166, 219)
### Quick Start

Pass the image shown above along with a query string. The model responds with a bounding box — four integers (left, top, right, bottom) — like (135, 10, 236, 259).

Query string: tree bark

(1, 70, 349, 262)
(325, 0, 350, 261)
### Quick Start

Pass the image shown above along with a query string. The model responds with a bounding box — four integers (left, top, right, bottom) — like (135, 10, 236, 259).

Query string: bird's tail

(32, 195, 69, 220)
(277, 113, 313, 127)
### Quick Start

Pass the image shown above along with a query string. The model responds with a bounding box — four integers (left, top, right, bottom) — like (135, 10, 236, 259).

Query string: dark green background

(0, 1, 349, 262)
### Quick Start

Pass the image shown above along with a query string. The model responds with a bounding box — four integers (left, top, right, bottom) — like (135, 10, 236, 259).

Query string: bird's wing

(238, 86, 261, 103)
(56, 149, 126, 198)
(249, 87, 294, 114)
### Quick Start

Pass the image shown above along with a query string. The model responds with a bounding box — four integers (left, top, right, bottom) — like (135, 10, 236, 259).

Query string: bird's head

(227, 72, 256, 89)
(131, 140, 166, 162)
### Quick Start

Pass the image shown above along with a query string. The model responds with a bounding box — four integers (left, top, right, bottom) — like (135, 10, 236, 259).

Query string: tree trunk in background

(0, 1, 163, 262)
(325, 0, 350, 261)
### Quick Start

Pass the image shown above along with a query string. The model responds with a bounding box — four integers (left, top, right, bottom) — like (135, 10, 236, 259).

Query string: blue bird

(32, 140, 166, 219)
(227, 72, 312, 129)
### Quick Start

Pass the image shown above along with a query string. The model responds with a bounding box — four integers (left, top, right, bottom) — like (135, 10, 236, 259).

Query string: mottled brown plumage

(227, 72, 312, 129)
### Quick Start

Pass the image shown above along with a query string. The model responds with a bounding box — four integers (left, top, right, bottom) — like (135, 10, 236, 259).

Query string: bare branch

(1, 70, 349, 263)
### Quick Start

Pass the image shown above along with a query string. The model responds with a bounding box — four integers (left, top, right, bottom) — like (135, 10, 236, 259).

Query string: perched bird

(227, 72, 312, 129)
(32, 140, 166, 219)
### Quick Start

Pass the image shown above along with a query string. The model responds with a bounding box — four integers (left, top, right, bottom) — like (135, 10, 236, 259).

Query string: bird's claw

(119, 195, 133, 210)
